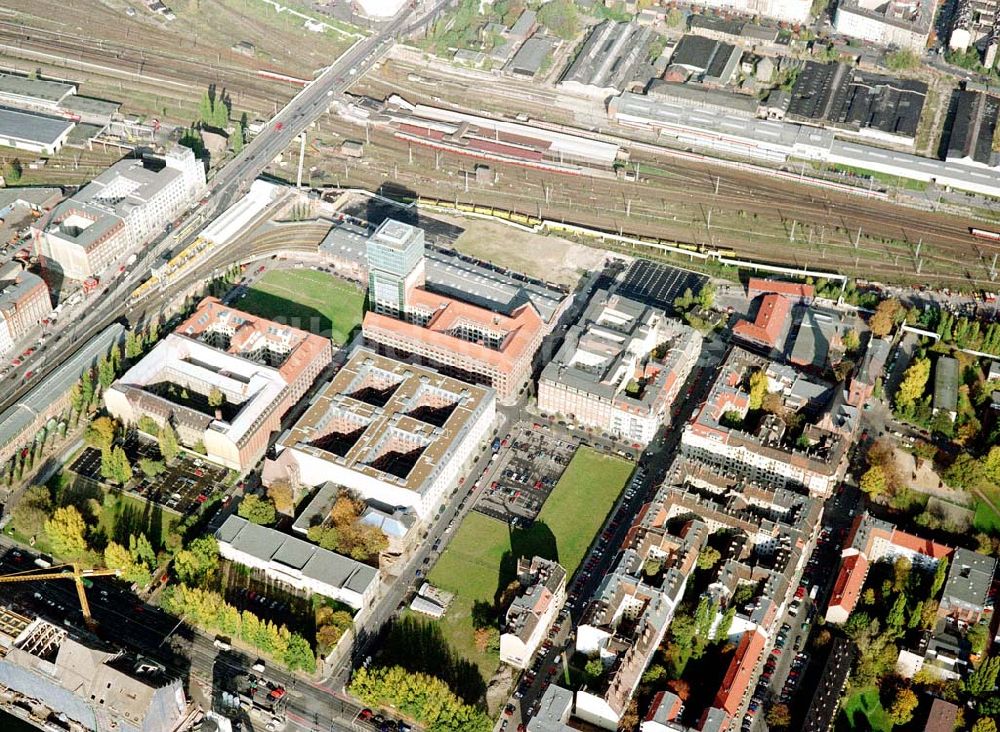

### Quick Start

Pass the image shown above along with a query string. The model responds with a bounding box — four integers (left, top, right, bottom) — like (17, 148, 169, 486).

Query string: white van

(214, 637, 232, 651)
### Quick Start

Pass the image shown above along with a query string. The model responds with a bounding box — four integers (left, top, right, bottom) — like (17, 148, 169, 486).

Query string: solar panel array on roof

(618, 260, 708, 311)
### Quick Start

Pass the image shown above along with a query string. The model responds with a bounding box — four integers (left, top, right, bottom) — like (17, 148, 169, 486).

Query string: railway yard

(265, 55, 999, 288)
(0, 0, 360, 124)
(0, 2, 996, 288)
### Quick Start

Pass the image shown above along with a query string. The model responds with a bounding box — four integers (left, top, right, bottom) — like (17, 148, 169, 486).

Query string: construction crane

(0, 563, 120, 631)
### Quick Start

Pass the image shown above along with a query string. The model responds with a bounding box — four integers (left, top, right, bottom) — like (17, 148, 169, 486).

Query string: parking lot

(475, 425, 578, 525)
(70, 435, 229, 516)
(617, 259, 708, 312)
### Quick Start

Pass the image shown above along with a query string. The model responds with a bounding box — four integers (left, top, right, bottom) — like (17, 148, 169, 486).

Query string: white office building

(37, 145, 204, 280)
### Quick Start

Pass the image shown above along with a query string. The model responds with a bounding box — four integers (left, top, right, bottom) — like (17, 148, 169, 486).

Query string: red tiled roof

(363, 287, 544, 375)
(888, 529, 952, 561)
(733, 293, 790, 348)
(178, 298, 330, 387)
(828, 551, 869, 618)
(748, 277, 815, 300)
(714, 629, 766, 716)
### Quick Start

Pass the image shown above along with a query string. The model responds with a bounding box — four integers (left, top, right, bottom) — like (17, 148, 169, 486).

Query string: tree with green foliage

(748, 368, 768, 411)
(886, 592, 908, 633)
(158, 422, 180, 464)
(895, 357, 931, 410)
(238, 494, 276, 525)
(968, 622, 990, 656)
(944, 453, 986, 489)
(537, 0, 579, 40)
(138, 458, 166, 478)
(173, 536, 219, 588)
(885, 49, 919, 70)
(101, 446, 132, 485)
(965, 655, 1000, 697)
(842, 329, 860, 353)
(714, 605, 736, 641)
(130, 534, 156, 566)
(232, 119, 245, 153)
(125, 330, 144, 360)
(45, 505, 87, 558)
(68, 382, 85, 420)
(208, 387, 224, 408)
(664, 611, 696, 677)
(349, 666, 491, 732)
(931, 557, 949, 597)
(585, 656, 605, 680)
(105, 540, 152, 587)
(85, 416, 118, 451)
(97, 355, 116, 390)
(161, 584, 315, 672)
(859, 465, 887, 499)
(697, 282, 716, 309)
(80, 370, 95, 409)
(2, 158, 22, 184)
(137, 416, 159, 436)
(12, 484, 52, 538)
(697, 546, 721, 570)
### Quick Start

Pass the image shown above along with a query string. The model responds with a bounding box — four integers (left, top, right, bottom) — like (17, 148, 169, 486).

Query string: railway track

(0, 17, 300, 116)
(329, 121, 991, 286)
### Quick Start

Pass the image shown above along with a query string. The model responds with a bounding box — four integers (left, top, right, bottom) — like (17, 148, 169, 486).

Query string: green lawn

(840, 687, 893, 732)
(426, 447, 634, 681)
(98, 491, 180, 552)
(974, 499, 1000, 534)
(238, 268, 365, 344)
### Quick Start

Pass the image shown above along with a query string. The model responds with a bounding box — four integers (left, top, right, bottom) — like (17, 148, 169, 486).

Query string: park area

(238, 268, 365, 344)
(426, 447, 633, 680)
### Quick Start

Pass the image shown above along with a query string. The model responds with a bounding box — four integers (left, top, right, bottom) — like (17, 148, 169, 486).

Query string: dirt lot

(441, 215, 608, 287)
(0, 0, 360, 123)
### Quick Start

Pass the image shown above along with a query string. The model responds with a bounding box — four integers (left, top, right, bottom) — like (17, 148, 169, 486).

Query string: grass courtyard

(840, 687, 893, 732)
(426, 447, 634, 681)
(238, 269, 365, 344)
(974, 498, 1000, 534)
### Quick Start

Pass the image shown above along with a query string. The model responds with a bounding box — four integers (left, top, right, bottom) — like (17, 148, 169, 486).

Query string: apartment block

(105, 298, 331, 471)
(0, 261, 50, 356)
(681, 347, 850, 497)
(0, 610, 188, 732)
(672, 0, 811, 24)
(574, 519, 706, 729)
(833, 0, 938, 51)
(267, 348, 495, 520)
(37, 145, 204, 280)
(538, 290, 701, 446)
(826, 513, 996, 624)
(500, 556, 567, 669)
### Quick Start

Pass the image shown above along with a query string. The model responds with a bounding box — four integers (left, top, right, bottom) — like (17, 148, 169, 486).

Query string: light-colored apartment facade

(0, 262, 49, 356)
(538, 290, 700, 445)
(500, 557, 567, 669)
(37, 145, 204, 280)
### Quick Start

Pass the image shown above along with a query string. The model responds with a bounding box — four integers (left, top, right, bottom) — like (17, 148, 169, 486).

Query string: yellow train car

(456, 202, 475, 213)
(473, 205, 494, 216)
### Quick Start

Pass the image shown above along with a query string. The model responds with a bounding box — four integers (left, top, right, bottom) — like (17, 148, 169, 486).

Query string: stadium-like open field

(426, 447, 633, 680)
(238, 268, 365, 343)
